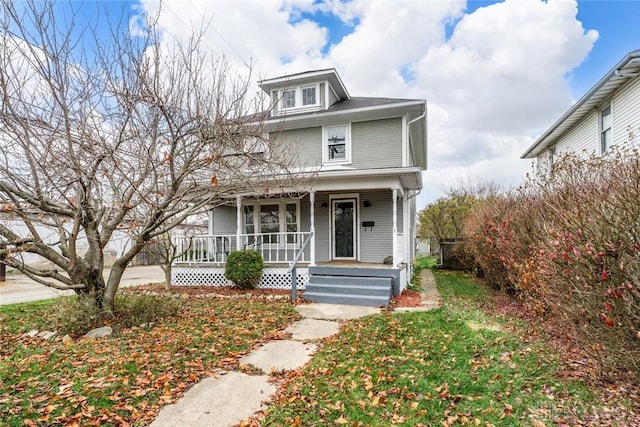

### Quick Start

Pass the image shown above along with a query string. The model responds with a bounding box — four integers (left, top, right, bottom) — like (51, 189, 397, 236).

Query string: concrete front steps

(302, 266, 395, 307)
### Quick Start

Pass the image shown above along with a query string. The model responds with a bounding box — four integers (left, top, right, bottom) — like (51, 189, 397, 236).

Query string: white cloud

(137, 0, 598, 208)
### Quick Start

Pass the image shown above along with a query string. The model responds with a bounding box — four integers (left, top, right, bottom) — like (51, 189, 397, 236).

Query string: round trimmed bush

(224, 250, 264, 289)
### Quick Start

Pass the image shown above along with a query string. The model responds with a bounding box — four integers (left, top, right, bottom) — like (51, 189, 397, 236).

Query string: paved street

(0, 265, 165, 306)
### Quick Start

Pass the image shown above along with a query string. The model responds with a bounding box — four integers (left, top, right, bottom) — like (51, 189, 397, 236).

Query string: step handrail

(288, 231, 314, 302)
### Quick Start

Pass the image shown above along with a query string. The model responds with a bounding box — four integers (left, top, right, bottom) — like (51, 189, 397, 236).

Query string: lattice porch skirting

(171, 266, 309, 290)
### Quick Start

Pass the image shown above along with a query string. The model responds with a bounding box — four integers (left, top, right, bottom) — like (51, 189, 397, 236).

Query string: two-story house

(172, 68, 427, 306)
(522, 49, 640, 168)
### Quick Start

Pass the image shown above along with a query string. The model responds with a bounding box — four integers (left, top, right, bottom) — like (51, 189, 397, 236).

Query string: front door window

(333, 199, 356, 259)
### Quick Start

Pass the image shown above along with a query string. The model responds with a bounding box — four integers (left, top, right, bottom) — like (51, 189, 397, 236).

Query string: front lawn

(0, 295, 299, 426)
(260, 271, 613, 426)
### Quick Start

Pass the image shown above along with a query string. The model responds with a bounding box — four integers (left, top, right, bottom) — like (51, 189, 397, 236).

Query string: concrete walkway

(0, 265, 165, 306)
(151, 269, 442, 427)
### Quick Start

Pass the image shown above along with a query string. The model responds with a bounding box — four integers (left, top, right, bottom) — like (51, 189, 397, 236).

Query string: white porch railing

(173, 232, 311, 264)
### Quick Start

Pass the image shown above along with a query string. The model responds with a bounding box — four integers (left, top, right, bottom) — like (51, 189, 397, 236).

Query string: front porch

(171, 187, 416, 306)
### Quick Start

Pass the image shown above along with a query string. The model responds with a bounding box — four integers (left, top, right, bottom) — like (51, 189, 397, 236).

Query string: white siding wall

(612, 76, 640, 147)
(537, 110, 598, 168)
(536, 75, 640, 167)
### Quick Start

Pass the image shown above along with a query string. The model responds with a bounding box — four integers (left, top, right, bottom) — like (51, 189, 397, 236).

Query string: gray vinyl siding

(612, 76, 640, 147)
(358, 190, 402, 263)
(328, 85, 338, 107)
(208, 191, 403, 264)
(313, 193, 331, 262)
(271, 127, 322, 169)
(319, 83, 326, 109)
(351, 118, 403, 169)
(271, 90, 279, 116)
(211, 206, 237, 235)
(311, 190, 402, 263)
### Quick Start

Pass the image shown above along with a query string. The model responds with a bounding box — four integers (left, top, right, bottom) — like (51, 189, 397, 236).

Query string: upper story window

(279, 84, 320, 112)
(302, 86, 316, 106)
(600, 105, 612, 154)
(323, 124, 351, 165)
(282, 90, 296, 109)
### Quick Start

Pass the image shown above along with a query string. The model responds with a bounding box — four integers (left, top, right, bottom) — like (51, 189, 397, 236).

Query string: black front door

(332, 198, 356, 259)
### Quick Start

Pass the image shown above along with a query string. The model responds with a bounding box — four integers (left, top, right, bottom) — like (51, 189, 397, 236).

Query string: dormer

(259, 68, 350, 117)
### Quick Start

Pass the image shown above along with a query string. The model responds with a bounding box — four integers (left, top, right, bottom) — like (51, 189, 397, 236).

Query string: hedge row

(462, 148, 640, 372)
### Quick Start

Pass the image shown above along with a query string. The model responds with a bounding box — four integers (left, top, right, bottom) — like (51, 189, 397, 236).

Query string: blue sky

(32, 0, 640, 207)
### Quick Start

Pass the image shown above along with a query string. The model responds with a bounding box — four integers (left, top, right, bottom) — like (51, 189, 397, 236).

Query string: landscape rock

(24, 329, 39, 338)
(39, 331, 57, 340)
(62, 334, 73, 344)
(83, 326, 113, 339)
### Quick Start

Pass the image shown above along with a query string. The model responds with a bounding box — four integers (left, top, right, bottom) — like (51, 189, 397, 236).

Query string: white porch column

(208, 209, 214, 235)
(392, 189, 398, 266)
(310, 191, 316, 266)
(236, 196, 242, 250)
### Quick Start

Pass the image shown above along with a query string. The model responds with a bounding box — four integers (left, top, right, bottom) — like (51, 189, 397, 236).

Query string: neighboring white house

(172, 68, 427, 306)
(522, 49, 640, 168)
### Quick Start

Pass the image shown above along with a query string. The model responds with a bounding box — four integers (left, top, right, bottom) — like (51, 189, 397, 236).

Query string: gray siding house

(522, 49, 640, 168)
(172, 68, 427, 306)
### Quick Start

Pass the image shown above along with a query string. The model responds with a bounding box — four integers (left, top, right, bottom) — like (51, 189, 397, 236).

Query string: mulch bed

(124, 283, 423, 308)
(390, 289, 423, 308)
(123, 283, 290, 297)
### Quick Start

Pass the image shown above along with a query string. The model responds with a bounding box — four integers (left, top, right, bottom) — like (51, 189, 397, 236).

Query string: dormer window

(279, 84, 320, 112)
(283, 90, 296, 109)
(302, 86, 316, 106)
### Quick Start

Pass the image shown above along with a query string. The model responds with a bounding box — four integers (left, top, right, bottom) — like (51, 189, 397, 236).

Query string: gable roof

(258, 68, 350, 100)
(521, 49, 640, 159)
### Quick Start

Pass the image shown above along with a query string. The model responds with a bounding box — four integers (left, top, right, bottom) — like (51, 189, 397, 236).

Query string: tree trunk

(73, 266, 106, 314)
(102, 262, 127, 315)
(163, 264, 172, 290)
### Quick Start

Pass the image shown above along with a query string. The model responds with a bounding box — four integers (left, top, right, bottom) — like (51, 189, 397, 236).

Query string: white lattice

(172, 266, 308, 290)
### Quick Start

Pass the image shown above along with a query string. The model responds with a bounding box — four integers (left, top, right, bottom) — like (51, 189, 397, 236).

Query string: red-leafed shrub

(463, 147, 640, 372)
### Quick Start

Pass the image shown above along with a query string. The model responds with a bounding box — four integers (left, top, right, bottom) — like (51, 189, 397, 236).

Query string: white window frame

(282, 89, 296, 109)
(600, 104, 613, 154)
(322, 123, 351, 165)
(242, 199, 301, 248)
(549, 146, 556, 167)
(279, 84, 320, 112)
(301, 85, 319, 107)
(328, 193, 360, 261)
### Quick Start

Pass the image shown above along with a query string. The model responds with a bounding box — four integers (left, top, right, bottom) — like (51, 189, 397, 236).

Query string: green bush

(114, 294, 181, 328)
(224, 250, 264, 289)
(50, 293, 181, 336)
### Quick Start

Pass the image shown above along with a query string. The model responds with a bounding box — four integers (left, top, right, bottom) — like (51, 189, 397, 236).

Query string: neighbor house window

(323, 124, 350, 164)
(302, 86, 317, 106)
(243, 201, 300, 245)
(282, 89, 296, 109)
(600, 105, 612, 153)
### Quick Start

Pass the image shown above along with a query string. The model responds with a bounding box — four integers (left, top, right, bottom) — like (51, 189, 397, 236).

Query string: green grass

(261, 271, 594, 426)
(409, 255, 439, 289)
(0, 295, 299, 426)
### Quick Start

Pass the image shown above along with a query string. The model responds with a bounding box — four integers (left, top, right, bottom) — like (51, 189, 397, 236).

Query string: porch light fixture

(363, 200, 371, 208)
(321, 202, 328, 208)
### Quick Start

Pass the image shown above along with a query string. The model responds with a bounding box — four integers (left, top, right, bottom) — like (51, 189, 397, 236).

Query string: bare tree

(0, 1, 305, 313)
